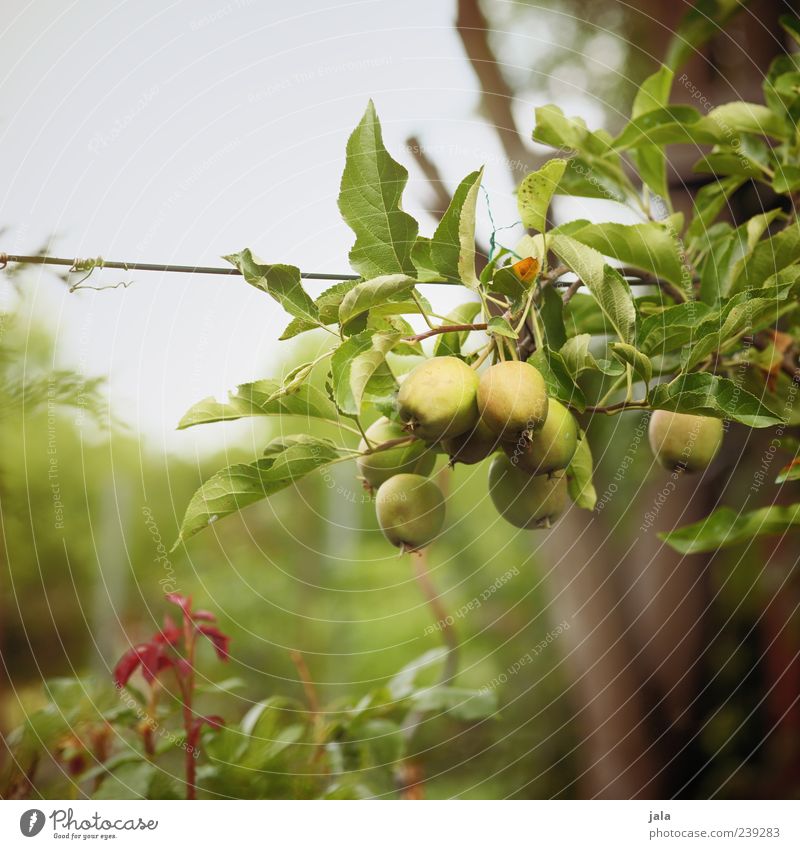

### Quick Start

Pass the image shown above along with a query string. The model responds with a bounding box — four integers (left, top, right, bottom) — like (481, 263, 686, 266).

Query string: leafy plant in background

(2, 594, 494, 800)
(112, 593, 230, 800)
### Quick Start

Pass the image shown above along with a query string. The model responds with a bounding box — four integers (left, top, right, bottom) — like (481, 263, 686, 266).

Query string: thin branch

(618, 266, 688, 303)
(405, 135, 452, 218)
(405, 322, 488, 342)
(289, 650, 322, 716)
(543, 264, 569, 282)
(363, 435, 417, 454)
(583, 399, 650, 415)
(455, 0, 535, 174)
(562, 279, 583, 304)
(400, 550, 459, 745)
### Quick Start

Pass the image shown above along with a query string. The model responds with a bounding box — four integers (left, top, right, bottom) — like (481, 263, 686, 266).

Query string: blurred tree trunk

(443, 0, 793, 798)
(616, 0, 791, 797)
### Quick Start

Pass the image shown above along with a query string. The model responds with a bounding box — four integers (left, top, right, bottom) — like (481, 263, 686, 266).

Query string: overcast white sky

(1, 0, 620, 455)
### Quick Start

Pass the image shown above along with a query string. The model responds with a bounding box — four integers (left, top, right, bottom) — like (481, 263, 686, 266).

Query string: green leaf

(630, 66, 674, 200)
(173, 436, 346, 546)
(633, 65, 674, 117)
(779, 13, 800, 46)
(610, 343, 653, 392)
(729, 222, 800, 294)
(560, 218, 687, 287)
(369, 314, 422, 356)
(93, 761, 157, 800)
(338, 101, 418, 278)
(528, 348, 586, 412)
(410, 686, 498, 722)
(178, 381, 339, 429)
(772, 165, 800, 195)
(491, 266, 529, 301)
(682, 282, 795, 370)
(356, 718, 406, 766)
(428, 168, 484, 288)
(566, 430, 596, 510)
(225, 250, 318, 324)
(540, 285, 567, 350)
(554, 156, 629, 203)
(693, 152, 763, 179)
(665, 0, 748, 71)
(330, 332, 398, 416)
(433, 301, 482, 358)
(660, 503, 800, 554)
(280, 279, 362, 340)
(338, 273, 417, 330)
(551, 234, 636, 343)
(348, 332, 401, 414)
(387, 648, 447, 699)
(517, 158, 567, 233)
(764, 55, 800, 126)
(650, 373, 784, 427)
(638, 301, 714, 355)
(706, 102, 789, 141)
(410, 236, 443, 283)
(776, 459, 800, 483)
(563, 293, 609, 337)
(260, 360, 318, 405)
(532, 104, 612, 154)
(686, 177, 746, 243)
(615, 106, 723, 149)
(486, 316, 518, 340)
(560, 333, 599, 376)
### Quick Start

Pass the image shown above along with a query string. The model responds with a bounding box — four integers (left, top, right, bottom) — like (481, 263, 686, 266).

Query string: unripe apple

(375, 473, 446, 551)
(648, 410, 724, 473)
(477, 361, 548, 441)
(442, 417, 501, 465)
(357, 418, 436, 490)
(506, 399, 578, 476)
(397, 356, 479, 443)
(488, 454, 567, 529)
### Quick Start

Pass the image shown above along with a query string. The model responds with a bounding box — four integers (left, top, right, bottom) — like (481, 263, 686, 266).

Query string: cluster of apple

(355, 354, 726, 553)
(356, 357, 577, 551)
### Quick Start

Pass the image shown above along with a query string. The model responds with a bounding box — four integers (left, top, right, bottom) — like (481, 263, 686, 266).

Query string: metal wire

(0, 253, 359, 281)
(0, 252, 663, 289)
